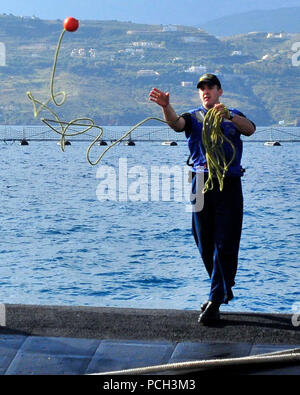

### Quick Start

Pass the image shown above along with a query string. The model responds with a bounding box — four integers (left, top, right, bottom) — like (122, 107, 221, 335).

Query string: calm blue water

(0, 129, 299, 313)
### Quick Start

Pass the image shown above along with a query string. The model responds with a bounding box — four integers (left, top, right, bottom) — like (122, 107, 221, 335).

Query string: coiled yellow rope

(202, 107, 236, 193)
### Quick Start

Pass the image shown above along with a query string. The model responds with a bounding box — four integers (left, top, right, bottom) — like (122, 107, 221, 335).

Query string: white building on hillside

(137, 69, 160, 77)
(185, 65, 207, 74)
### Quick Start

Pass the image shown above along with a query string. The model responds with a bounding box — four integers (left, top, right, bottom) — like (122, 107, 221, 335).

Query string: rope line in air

(26, 28, 171, 165)
(26, 26, 235, 186)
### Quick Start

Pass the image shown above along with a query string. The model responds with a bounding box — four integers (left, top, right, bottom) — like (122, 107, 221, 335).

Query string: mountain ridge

(201, 7, 300, 36)
(1, 0, 300, 27)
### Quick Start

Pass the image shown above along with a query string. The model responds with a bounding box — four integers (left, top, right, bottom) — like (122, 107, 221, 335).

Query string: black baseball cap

(197, 73, 221, 89)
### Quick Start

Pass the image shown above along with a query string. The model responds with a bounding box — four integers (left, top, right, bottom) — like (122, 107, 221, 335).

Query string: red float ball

(63, 17, 79, 32)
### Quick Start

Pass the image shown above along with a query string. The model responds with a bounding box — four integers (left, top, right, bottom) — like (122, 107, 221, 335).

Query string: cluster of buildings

(137, 64, 208, 82)
(70, 48, 96, 58)
(70, 27, 289, 87)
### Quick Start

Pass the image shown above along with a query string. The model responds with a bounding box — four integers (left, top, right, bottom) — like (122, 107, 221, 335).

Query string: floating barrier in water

(57, 140, 71, 146)
(125, 140, 135, 146)
(264, 128, 281, 146)
(19, 139, 29, 145)
(2, 126, 299, 146)
(264, 141, 281, 146)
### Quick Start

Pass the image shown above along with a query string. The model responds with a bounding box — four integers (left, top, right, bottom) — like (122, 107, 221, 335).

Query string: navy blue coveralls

(182, 106, 253, 304)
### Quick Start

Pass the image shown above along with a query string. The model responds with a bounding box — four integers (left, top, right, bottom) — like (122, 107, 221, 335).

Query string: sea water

(0, 130, 299, 314)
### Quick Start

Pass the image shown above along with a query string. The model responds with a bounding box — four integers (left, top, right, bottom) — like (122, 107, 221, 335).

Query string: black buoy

(125, 140, 135, 146)
(57, 140, 71, 146)
(99, 140, 108, 146)
(20, 139, 29, 145)
(162, 141, 178, 146)
(264, 141, 281, 146)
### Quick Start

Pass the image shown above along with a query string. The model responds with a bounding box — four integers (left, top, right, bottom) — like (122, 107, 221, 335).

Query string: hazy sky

(1, 0, 300, 25)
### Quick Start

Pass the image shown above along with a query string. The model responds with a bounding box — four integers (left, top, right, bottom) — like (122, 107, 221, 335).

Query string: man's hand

(149, 88, 170, 108)
(149, 87, 185, 132)
(214, 103, 255, 136)
(213, 103, 230, 119)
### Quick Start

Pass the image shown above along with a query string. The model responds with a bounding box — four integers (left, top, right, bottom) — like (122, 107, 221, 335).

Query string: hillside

(0, 14, 299, 126)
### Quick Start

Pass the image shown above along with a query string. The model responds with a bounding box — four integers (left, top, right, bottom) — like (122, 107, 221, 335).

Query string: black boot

(198, 301, 221, 325)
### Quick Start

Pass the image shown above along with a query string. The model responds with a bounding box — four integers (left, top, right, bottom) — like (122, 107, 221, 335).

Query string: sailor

(149, 73, 255, 324)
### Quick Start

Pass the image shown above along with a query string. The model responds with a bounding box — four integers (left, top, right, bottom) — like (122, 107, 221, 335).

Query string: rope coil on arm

(202, 107, 236, 193)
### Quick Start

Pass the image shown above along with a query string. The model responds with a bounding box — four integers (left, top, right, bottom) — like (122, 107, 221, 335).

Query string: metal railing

(0, 126, 299, 143)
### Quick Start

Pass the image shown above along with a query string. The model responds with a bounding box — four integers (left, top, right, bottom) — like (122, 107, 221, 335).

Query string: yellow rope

(202, 107, 236, 193)
(26, 26, 236, 181)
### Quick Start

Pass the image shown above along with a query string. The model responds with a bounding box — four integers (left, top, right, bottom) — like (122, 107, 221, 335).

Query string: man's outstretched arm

(149, 88, 186, 132)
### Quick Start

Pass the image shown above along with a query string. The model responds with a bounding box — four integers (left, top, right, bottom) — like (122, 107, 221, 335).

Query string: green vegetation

(0, 14, 299, 126)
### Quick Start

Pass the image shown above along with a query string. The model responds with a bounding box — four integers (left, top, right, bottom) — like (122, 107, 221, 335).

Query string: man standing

(149, 73, 255, 324)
